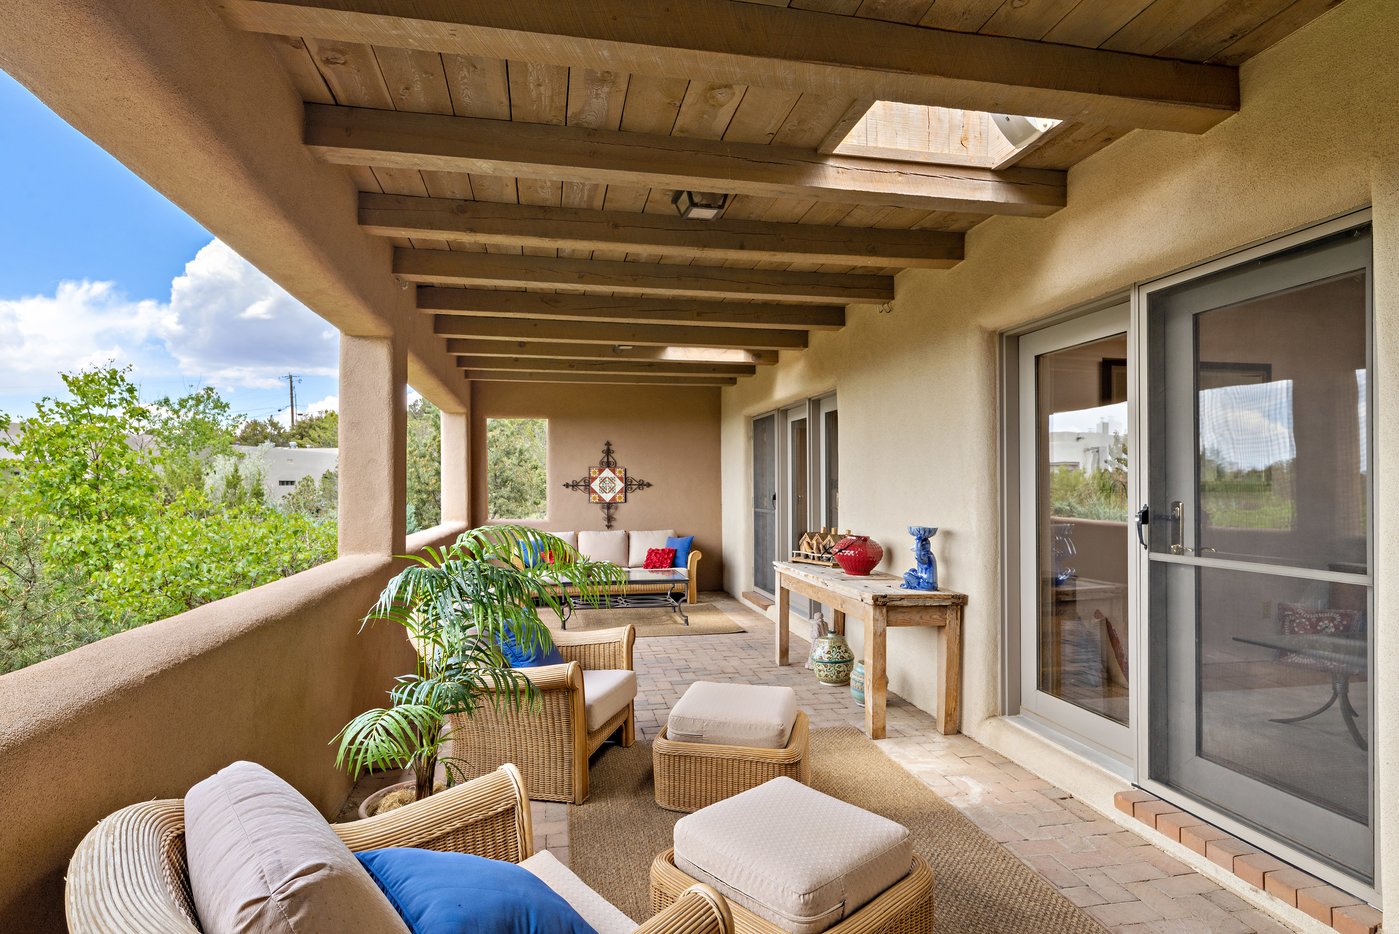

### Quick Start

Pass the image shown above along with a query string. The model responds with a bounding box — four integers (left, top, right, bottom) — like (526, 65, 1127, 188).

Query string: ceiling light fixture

(671, 190, 729, 220)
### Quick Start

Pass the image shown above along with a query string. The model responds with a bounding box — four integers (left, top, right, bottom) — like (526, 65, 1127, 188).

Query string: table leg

(940, 612, 962, 735)
(832, 609, 846, 637)
(865, 607, 887, 739)
(776, 582, 791, 666)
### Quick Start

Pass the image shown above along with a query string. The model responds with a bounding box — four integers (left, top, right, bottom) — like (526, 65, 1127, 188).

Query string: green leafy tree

(282, 469, 338, 523)
(0, 366, 339, 673)
(288, 411, 338, 448)
(406, 399, 441, 532)
(1, 367, 159, 524)
(150, 386, 239, 499)
(235, 417, 288, 447)
(486, 418, 547, 520)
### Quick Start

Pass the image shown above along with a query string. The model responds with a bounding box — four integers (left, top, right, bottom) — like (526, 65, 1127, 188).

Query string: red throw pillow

(643, 547, 677, 570)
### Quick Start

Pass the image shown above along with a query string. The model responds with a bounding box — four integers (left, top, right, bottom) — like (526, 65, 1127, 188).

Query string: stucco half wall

(472, 381, 725, 591)
(0, 524, 465, 933)
(720, 0, 1397, 906)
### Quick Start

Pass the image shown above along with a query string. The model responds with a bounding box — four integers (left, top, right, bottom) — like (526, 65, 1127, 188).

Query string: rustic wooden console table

(773, 561, 968, 739)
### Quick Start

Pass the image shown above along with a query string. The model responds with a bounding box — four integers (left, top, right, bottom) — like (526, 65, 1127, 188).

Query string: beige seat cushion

(668, 681, 798, 749)
(674, 777, 912, 934)
(551, 531, 579, 551)
(578, 530, 628, 566)
(520, 850, 635, 934)
(185, 760, 409, 934)
(583, 669, 638, 733)
(627, 529, 676, 567)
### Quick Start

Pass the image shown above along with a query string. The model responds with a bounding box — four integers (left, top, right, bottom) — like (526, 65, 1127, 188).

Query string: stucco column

(440, 408, 470, 526)
(338, 334, 407, 556)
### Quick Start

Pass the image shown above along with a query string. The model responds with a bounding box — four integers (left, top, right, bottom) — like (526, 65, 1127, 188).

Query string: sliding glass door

(1018, 305, 1134, 760)
(1141, 222, 1374, 886)
(752, 413, 778, 597)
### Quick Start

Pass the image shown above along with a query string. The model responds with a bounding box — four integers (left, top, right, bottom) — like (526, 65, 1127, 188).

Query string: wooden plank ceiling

(219, 0, 1344, 387)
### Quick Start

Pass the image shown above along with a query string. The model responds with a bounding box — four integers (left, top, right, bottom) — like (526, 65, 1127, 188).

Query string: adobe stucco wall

(0, 525, 462, 932)
(720, 0, 1398, 907)
(471, 382, 725, 590)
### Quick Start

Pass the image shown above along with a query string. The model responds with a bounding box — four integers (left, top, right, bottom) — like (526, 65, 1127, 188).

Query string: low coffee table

(559, 567, 690, 627)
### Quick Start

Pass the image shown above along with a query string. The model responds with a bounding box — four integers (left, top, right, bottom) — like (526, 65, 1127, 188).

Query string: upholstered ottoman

(649, 778, 933, 934)
(653, 681, 810, 813)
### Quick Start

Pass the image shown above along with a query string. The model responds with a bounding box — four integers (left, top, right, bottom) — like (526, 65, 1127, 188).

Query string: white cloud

(0, 239, 339, 399)
(159, 240, 338, 388)
(305, 394, 338, 416)
(0, 281, 167, 395)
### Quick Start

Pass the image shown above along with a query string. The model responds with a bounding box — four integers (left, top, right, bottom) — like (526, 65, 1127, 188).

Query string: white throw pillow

(627, 529, 676, 568)
(185, 760, 408, 934)
(577, 530, 627, 566)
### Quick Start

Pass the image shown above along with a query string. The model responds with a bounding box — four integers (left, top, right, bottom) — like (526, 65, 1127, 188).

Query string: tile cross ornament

(562, 441, 653, 530)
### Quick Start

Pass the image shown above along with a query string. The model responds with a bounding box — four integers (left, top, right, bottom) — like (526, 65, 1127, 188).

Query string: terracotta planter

(833, 535, 883, 576)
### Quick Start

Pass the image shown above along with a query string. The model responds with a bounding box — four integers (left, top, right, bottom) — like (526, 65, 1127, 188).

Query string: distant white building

(232, 444, 338, 503)
(1049, 419, 1117, 474)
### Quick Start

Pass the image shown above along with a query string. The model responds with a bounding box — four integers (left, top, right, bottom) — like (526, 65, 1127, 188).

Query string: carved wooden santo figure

(562, 441, 653, 530)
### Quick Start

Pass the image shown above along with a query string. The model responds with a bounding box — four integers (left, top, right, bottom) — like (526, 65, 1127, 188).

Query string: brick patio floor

(342, 593, 1302, 934)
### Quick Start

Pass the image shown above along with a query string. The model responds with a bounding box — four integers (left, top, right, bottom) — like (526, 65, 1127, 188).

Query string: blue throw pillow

(515, 538, 543, 568)
(357, 848, 598, 934)
(498, 628, 566, 668)
(666, 535, 694, 569)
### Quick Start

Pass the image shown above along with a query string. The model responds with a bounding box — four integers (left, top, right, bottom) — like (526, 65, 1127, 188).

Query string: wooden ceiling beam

(444, 338, 779, 366)
(419, 288, 843, 331)
(226, 0, 1238, 133)
(362, 193, 963, 269)
(396, 249, 890, 304)
(462, 370, 736, 387)
(455, 356, 757, 377)
(434, 315, 807, 350)
(308, 105, 1066, 217)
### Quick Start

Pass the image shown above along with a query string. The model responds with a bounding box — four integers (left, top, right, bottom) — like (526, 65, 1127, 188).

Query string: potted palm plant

(335, 525, 623, 817)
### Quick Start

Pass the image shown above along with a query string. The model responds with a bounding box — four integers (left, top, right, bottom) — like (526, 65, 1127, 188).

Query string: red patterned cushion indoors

(643, 547, 677, 570)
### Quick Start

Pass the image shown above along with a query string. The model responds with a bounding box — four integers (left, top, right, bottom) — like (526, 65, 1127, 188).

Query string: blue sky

(0, 70, 339, 423)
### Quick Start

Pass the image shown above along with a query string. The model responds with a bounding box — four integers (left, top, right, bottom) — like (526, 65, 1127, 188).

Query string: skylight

(832, 102, 1061, 170)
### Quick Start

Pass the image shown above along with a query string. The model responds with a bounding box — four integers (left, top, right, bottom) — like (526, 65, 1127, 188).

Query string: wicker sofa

(66, 764, 732, 933)
(538, 529, 702, 606)
(448, 624, 637, 805)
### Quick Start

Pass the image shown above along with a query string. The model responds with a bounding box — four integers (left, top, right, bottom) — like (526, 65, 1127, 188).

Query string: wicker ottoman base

(652, 710, 810, 813)
(650, 848, 934, 934)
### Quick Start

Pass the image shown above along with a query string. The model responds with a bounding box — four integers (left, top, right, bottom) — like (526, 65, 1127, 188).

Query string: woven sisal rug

(549, 602, 743, 638)
(570, 727, 1108, 933)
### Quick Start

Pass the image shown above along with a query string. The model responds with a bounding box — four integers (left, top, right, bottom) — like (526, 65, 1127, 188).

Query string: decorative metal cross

(561, 441, 653, 530)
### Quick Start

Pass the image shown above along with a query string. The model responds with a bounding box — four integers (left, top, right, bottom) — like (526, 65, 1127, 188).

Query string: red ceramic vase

(832, 535, 883, 576)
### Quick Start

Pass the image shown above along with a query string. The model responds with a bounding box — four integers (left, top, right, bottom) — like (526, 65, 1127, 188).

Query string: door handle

(1135, 505, 1150, 550)
(1168, 500, 1192, 555)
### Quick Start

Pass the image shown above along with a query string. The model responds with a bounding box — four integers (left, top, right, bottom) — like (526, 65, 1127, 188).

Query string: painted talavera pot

(851, 660, 866, 707)
(810, 633, 855, 685)
(833, 535, 883, 576)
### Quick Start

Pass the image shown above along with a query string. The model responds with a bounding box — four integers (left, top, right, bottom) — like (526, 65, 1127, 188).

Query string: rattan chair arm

(686, 550, 702, 605)
(555, 624, 635, 671)
(635, 883, 733, 934)
(67, 799, 201, 934)
(332, 764, 532, 861)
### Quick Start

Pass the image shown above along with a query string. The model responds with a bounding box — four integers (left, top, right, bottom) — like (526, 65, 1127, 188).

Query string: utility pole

(281, 374, 301, 428)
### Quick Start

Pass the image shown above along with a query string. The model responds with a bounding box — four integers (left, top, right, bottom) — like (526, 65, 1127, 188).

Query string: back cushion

(627, 529, 675, 567)
(185, 761, 409, 934)
(577, 530, 628, 566)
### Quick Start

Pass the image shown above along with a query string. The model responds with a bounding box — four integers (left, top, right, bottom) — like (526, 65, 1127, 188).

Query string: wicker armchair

(66, 764, 731, 934)
(449, 624, 637, 804)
